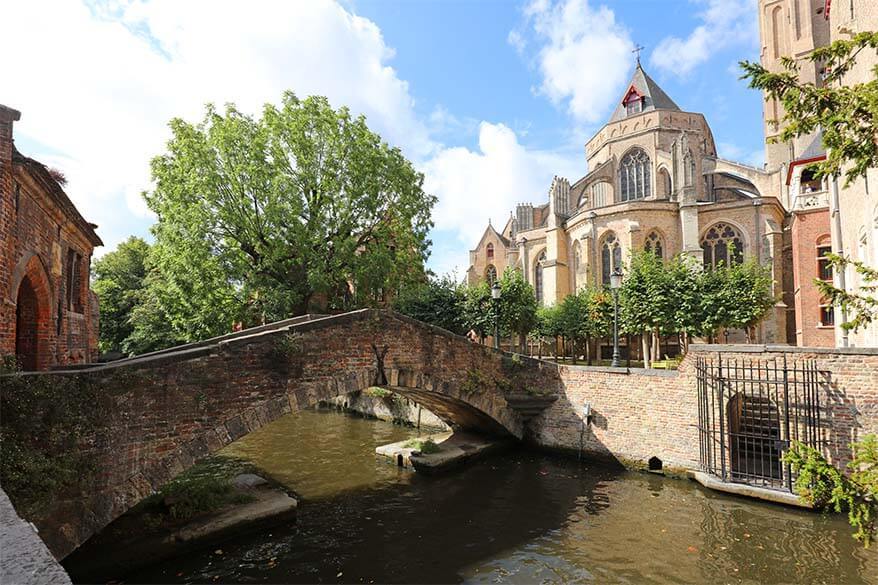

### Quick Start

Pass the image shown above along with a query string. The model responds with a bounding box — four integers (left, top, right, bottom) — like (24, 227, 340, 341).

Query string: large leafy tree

(497, 269, 538, 352)
(91, 236, 150, 354)
(145, 92, 435, 330)
(461, 269, 537, 351)
(462, 281, 494, 343)
(620, 251, 674, 367)
(393, 275, 467, 336)
(741, 31, 878, 331)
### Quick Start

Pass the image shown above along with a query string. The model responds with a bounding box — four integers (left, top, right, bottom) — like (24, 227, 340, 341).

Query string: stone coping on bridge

(18, 309, 549, 378)
(50, 314, 325, 371)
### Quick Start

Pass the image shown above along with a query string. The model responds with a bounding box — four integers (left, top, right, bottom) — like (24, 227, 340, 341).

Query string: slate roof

(609, 64, 681, 123)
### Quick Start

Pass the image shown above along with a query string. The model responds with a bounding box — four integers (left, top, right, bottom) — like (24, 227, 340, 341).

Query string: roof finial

(632, 43, 644, 66)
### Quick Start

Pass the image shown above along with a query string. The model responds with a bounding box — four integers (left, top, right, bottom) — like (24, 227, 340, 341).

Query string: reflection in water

(107, 410, 878, 584)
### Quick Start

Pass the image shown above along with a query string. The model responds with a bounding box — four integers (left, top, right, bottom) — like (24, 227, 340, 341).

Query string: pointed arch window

(485, 265, 498, 285)
(535, 251, 546, 305)
(619, 149, 651, 201)
(486, 243, 494, 261)
(644, 231, 664, 259)
(601, 232, 622, 285)
(701, 222, 744, 268)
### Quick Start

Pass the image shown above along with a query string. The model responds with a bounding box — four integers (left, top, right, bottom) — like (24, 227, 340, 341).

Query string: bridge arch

(7, 310, 560, 558)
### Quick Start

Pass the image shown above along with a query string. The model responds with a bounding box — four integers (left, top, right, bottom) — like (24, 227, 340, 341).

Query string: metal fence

(695, 355, 822, 491)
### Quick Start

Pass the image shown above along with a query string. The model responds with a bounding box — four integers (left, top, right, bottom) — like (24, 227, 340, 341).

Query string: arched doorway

(727, 393, 782, 484)
(15, 276, 42, 371)
(12, 255, 53, 371)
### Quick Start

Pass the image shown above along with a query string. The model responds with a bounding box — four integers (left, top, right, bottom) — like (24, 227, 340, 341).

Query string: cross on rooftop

(632, 44, 644, 65)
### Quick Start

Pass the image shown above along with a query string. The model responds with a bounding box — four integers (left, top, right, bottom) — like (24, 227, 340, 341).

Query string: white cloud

(2, 0, 435, 254)
(423, 122, 581, 273)
(512, 0, 634, 123)
(4, 0, 582, 280)
(650, 0, 758, 77)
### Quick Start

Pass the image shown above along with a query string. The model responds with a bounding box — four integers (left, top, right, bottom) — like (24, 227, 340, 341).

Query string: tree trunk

(641, 332, 651, 369)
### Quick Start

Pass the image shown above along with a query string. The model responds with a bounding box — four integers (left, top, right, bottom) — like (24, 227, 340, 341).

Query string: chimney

(1, 104, 21, 200)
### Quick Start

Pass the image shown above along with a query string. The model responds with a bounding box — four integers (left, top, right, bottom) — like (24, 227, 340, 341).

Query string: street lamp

(609, 268, 623, 367)
(491, 281, 501, 350)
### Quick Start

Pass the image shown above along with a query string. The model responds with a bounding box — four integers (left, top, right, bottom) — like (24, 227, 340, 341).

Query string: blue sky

(4, 0, 764, 277)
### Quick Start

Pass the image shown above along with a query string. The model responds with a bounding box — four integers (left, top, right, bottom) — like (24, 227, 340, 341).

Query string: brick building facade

(758, 0, 878, 347)
(0, 104, 102, 370)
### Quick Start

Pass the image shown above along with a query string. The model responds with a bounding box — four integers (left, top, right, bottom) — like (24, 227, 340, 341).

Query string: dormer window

(622, 86, 644, 117)
(626, 98, 642, 115)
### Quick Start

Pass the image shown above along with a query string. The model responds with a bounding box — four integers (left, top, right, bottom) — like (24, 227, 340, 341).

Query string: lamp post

(609, 268, 623, 367)
(491, 281, 501, 350)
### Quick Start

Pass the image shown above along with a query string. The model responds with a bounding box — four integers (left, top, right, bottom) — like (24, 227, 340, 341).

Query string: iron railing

(696, 355, 822, 491)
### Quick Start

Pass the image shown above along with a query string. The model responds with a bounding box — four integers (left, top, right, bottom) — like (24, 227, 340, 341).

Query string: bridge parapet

(0, 309, 560, 559)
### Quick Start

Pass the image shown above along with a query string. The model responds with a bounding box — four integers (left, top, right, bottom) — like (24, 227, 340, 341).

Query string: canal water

(85, 409, 877, 584)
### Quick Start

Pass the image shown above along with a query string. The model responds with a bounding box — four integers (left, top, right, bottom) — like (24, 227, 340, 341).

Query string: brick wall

(0, 105, 101, 369)
(530, 344, 878, 474)
(0, 106, 20, 350)
(790, 208, 835, 347)
(1, 310, 559, 558)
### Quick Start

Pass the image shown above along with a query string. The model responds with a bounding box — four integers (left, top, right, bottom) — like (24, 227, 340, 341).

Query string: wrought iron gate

(696, 355, 822, 491)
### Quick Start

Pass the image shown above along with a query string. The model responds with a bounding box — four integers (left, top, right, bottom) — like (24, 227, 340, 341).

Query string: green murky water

(72, 409, 878, 584)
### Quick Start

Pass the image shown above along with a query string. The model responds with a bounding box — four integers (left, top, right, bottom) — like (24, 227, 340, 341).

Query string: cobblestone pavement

(0, 488, 71, 585)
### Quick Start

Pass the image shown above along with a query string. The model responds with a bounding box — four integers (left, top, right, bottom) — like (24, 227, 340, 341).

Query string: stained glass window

(619, 149, 651, 201)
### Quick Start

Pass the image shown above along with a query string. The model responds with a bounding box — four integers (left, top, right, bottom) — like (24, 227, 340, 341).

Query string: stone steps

(504, 394, 558, 422)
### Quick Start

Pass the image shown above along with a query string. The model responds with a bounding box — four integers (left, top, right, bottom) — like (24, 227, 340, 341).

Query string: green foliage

(784, 435, 878, 546)
(497, 269, 538, 343)
(0, 370, 103, 518)
(697, 257, 776, 339)
(91, 236, 151, 355)
(620, 251, 673, 336)
(142, 91, 434, 339)
(740, 31, 878, 186)
(404, 438, 442, 454)
(394, 274, 467, 335)
(126, 240, 239, 353)
(815, 254, 878, 332)
(618, 252, 774, 342)
(137, 457, 255, 526)
(462, 280, 494, 339)
(721, 257, 778, 332)
(460, 368, 491, 394)
(271, 332, 304, 361)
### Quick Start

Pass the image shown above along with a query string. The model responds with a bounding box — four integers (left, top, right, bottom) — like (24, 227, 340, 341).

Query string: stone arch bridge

(2, 310, 561, 559)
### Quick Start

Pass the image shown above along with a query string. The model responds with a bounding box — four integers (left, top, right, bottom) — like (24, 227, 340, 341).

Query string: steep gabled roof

(609, 63, 681, 123)
(470, 222, 510, 253)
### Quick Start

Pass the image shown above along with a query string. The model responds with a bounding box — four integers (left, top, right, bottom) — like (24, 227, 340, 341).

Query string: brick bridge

(4, 309, 561, 559)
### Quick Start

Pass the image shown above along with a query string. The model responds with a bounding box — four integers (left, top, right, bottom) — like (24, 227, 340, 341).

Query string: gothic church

(467, 62, 791, 346)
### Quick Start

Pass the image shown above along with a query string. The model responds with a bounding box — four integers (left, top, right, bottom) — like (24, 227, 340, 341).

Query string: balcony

(793, 188, 828, 210)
